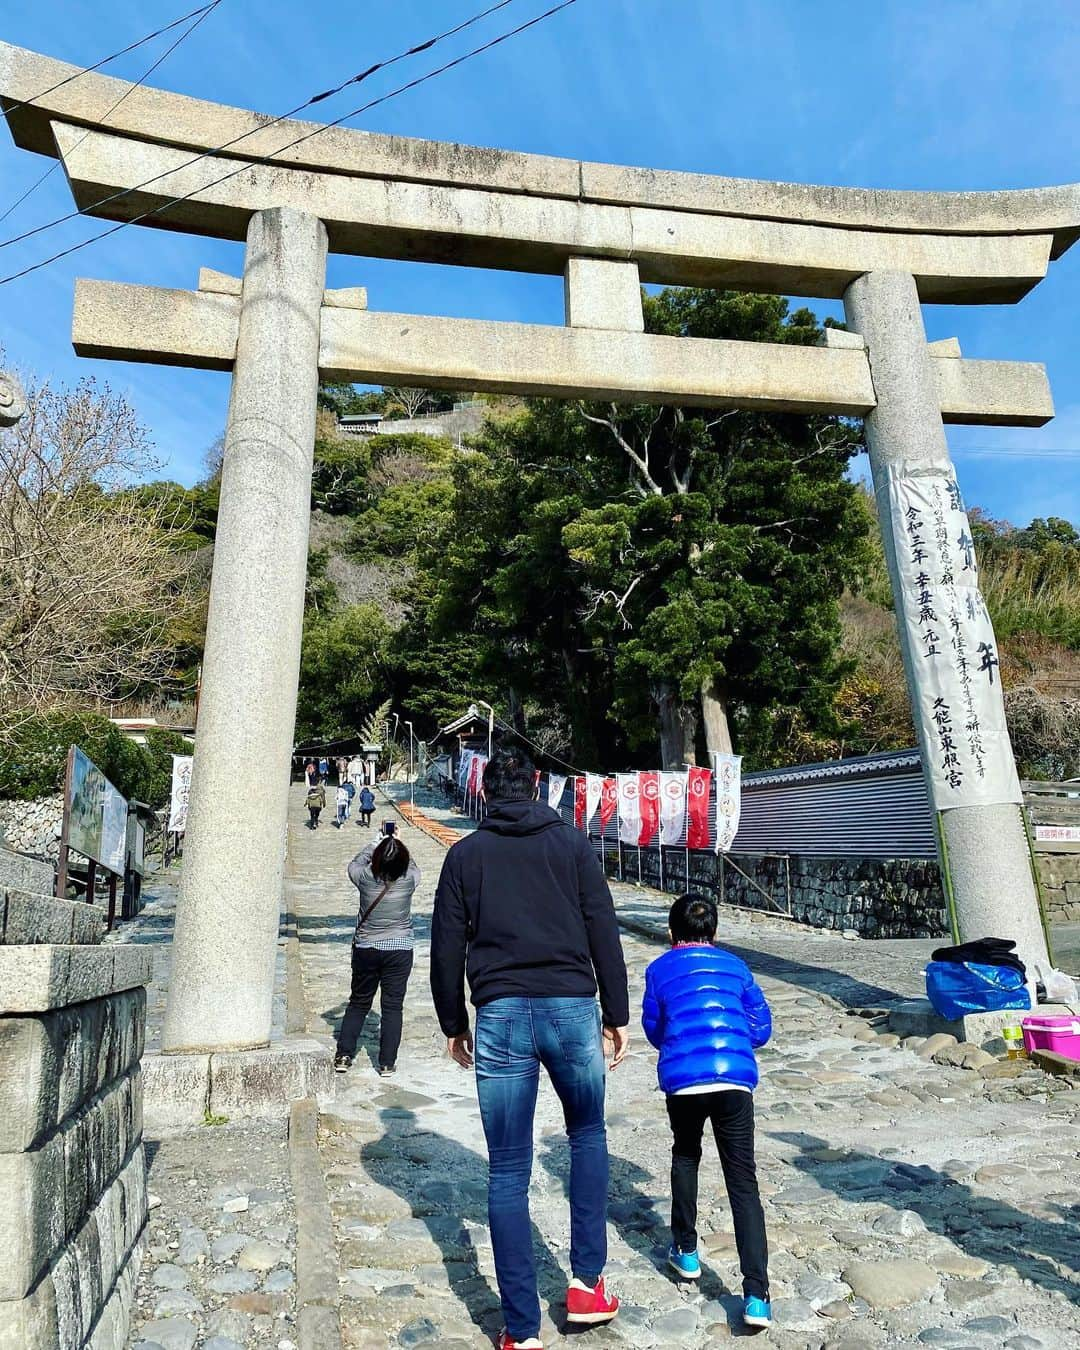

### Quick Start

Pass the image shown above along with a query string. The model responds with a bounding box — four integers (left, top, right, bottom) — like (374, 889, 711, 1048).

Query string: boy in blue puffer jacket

(642, 893, 773, 1329)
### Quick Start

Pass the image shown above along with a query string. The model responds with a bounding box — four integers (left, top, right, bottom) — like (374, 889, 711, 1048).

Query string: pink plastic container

(1021, 1015, 1080, 1061)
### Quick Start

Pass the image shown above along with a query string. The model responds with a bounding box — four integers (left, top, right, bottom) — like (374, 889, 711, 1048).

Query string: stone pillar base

(143, 1039, 334, 1132)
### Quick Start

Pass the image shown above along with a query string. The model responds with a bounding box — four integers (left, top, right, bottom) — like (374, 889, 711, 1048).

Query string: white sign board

(168, 755, 193, 834)
(886, 464, 1021, 812)
(1035, 824, 1080, 844)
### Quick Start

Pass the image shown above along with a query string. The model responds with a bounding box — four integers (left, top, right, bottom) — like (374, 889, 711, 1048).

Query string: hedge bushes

(0, 710, 190, 807)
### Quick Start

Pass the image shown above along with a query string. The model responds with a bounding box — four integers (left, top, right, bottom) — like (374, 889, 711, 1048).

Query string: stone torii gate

(2, 41, 1075, 1055)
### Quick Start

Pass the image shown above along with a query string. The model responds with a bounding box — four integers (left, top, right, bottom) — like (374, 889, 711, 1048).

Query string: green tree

(411, 291, 870, 768)
(295, 603, 393, 741)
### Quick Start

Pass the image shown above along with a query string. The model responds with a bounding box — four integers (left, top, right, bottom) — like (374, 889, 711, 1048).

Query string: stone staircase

(0, 843, 152, 1348)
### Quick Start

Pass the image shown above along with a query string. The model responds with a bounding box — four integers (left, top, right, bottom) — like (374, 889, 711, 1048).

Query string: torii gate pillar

(844, 270, 1049, 981)
(162, 207, 328, 1053)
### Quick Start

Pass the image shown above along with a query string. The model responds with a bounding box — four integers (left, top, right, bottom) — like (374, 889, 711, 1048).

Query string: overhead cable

(0, 0, 520, 253)
(1, 2, 220, 115)
(0, 0, 578, 288)
(0, 0, 225, 225)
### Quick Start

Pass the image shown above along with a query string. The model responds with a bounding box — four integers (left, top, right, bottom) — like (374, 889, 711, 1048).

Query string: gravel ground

(126, 1121, 298, 1350)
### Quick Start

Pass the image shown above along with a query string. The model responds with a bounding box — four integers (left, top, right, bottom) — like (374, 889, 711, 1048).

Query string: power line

(0, 0, 578, 288)
(0, 0, 225, 226)
(0, 0, 518, 253)
(1, 2, 219, 115)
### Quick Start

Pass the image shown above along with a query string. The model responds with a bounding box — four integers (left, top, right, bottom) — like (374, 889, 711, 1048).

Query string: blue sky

(2, 0, 1079, 524)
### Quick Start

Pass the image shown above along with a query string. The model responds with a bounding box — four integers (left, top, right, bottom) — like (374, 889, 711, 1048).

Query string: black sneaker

(378, 1064, 396, 1076)
(334, 1052, 353, 1073)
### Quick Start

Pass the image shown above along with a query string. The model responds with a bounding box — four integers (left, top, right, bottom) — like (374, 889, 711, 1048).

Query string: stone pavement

(290, 785, 1080, 1349)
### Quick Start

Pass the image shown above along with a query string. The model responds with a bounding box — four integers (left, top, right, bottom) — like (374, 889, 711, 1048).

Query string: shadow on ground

(770, 1131, 1079, 1303)
(360, 1108, 575, 1337)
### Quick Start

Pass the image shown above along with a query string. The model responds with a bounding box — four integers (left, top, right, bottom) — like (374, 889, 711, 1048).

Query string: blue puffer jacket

(642, 944, 771, 1094)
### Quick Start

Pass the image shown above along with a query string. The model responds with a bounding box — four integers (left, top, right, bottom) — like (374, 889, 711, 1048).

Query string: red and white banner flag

(686, 766, 712, 849)
(469, 754, 486, 797)
(638, 771, 660, 846)
(574, 777, 587, 830)
(585, 773, 604, 830)
(547, 772, 568, 812)
(713, 752, 742, 853)
(599, 777, 618, 831)
(659, 772, 688, 846)
(616, 774, 640, 845)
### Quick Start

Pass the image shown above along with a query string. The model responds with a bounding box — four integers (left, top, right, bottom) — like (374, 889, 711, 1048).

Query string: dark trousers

(307, 807, 321, 829)
(666, 1090, 769, 1300)
(337, 946, 414, 1068)
(359, 810, 372, 826)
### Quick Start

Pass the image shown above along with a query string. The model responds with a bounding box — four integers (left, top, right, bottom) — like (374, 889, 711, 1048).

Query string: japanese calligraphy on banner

(886, 463, 1021, 811)
(712, 752, 742, 853)
(167, 754, 193, 835)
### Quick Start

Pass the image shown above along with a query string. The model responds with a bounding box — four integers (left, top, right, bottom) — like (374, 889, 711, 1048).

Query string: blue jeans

(475, 996, 608, 1341)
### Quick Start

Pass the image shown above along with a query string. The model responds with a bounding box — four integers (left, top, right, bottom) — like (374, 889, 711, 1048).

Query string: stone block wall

(0, 853, 150, 1349)
(604, 846, 950, 938)
(1037, 851, 1080, 924)
(0, 796, 64, 863)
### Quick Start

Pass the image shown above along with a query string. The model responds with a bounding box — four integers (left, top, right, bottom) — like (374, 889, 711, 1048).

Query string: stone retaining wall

(0, 796, 64, 863)
(1038, 851, 1080, 923)
(606, 846, 1079, 937)
(0, 872, 150, 1348)
(603, 848, 950, 938)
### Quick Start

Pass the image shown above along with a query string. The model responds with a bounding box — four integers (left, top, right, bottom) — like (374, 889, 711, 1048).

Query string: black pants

(359, 810, 372, 826)
(337, 947, 414, 1068)
(308, 807, 321, 829)
(666, 1090, 769, 1299)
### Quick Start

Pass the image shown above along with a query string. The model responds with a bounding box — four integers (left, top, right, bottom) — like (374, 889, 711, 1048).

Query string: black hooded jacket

(430, 798, 630, 1036)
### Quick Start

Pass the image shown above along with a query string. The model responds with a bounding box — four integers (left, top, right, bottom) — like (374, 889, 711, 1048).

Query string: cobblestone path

(290, 787, 1080, 1349)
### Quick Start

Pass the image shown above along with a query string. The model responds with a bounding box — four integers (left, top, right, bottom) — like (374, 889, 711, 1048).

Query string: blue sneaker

(743, 1296, 772, 1328)
(667, 1245, 701, 1280)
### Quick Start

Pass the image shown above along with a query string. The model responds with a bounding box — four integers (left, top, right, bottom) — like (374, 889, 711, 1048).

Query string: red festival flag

(637, 771, 660, 846)
(599, 777, 618, 831)
(574, 776, 588, 830)
(686, 765, 712, 849)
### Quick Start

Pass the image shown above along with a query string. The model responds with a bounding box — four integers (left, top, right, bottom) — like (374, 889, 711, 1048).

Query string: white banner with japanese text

(886, 463, 1021, 811)
(167, 755, 193, 835)
(712, 753, 742, 852)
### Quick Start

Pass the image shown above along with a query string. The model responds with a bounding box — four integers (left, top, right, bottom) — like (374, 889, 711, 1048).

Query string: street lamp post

(405, 720, 415, 806)
(476, 700, 495, 759)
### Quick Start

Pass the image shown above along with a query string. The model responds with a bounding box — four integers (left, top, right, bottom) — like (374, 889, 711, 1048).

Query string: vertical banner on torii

(885, 463, 1021, 812)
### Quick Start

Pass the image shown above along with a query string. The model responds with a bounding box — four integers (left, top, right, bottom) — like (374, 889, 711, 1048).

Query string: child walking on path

(642, 893, 773, 1329)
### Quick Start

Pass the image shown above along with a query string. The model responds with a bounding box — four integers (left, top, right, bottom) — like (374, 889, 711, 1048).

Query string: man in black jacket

(431, 748, 629, 1350)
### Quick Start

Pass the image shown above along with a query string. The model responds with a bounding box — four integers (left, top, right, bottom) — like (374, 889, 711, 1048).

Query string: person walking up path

(358, 783, 376, 828)
(335, 827, 420, 1075)
(305, 778, 325, 829)
(431, 749, 630, 1350)
(643, 892, 773, 1329)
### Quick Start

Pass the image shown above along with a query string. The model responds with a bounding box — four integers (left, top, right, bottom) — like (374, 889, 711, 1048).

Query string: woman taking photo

(335, 825, 420, 1075)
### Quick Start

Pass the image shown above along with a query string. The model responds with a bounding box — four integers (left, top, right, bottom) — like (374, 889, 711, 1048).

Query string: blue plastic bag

(924, 960, 1030, 1021)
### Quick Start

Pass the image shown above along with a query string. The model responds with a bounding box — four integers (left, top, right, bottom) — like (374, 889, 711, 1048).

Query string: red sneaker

(495, 1334, 543, 1349)
(566, 1275, 619, 1325)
